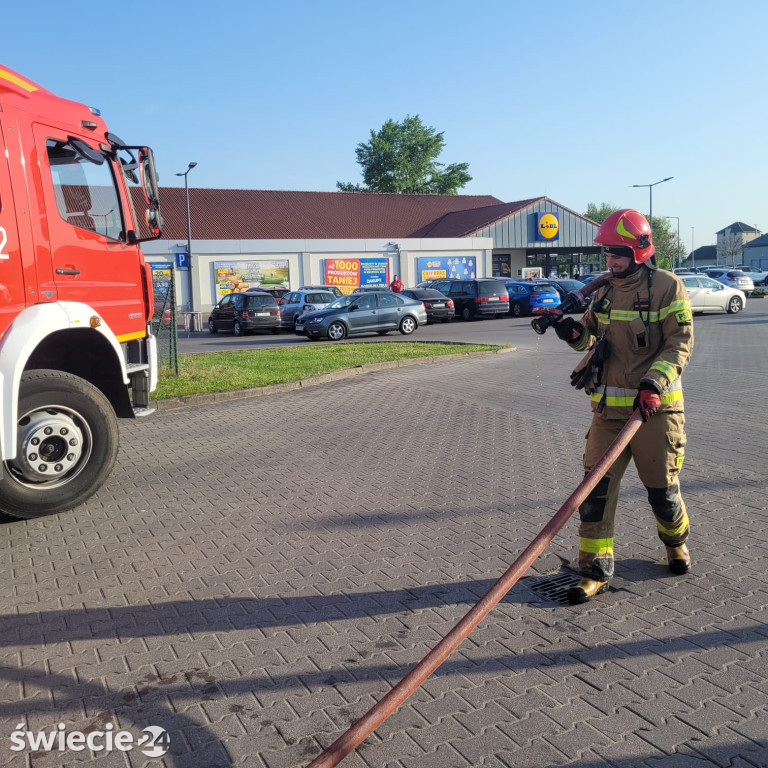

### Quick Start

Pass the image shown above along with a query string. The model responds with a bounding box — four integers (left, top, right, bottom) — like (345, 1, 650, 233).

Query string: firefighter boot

(567, 577, 609, 605)
(666, 544, 691, 575)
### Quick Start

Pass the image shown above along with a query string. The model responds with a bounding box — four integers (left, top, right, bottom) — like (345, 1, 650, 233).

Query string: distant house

(716, 222, 761, 263)
(690, 245, 717, 269)
(742, 232, 768, 269)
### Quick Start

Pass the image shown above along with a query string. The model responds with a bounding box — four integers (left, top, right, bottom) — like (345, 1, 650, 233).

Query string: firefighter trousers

(577, 411, 689, 581)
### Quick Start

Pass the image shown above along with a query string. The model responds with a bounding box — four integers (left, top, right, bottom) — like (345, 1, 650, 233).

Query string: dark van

(430, 278, 509, 320)
(208, 292, 281, 336)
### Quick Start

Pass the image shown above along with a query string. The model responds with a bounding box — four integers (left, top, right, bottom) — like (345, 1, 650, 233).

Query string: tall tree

(718, 231, 744, 267)
(337, 115, 471, 195)
(583, 203, 684, 270)
(584, 202, 620, 224)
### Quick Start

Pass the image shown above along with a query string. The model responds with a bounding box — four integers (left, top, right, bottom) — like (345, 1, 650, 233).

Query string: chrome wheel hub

(10, 408, 88, 485)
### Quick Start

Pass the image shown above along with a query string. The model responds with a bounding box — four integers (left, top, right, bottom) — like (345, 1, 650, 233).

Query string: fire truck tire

(0, 370, 119, 518)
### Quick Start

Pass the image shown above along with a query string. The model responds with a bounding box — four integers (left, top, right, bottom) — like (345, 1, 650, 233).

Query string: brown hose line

(306, 410, 644, 767)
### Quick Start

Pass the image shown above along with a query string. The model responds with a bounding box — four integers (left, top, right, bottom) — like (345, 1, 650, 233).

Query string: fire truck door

(32, 124, 146, 339)
(0, 117, 26, 335)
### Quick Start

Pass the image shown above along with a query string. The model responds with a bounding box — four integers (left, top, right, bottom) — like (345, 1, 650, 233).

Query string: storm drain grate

(526, 571, 581, 605)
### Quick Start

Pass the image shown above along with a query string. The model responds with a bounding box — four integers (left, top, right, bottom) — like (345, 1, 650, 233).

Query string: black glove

(569, 364, 592, 389)
(554, 316, 583, 343)
(633, 384, 662, 422)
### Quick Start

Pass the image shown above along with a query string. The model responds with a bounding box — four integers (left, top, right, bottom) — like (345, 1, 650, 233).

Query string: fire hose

(306, 409, 644, 768)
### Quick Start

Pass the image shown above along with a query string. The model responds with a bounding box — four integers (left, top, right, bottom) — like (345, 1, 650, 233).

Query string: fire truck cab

(0, 65, 162, 518)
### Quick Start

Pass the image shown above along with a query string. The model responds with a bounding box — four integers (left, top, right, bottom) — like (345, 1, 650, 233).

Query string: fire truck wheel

(0, 370, 119, 518)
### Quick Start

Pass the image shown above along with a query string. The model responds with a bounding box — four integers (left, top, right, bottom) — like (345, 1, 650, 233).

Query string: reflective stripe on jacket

(569, 266, 693, 420)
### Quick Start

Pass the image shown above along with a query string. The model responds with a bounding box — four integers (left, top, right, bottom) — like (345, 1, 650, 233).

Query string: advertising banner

(492, 254, 511, 278)
(417, 256, 476, 282)
(213, 260, 290, 299)
(150, 262, 173, 312)
(323, 258, 389, 294)
(150, 262, 173, 291)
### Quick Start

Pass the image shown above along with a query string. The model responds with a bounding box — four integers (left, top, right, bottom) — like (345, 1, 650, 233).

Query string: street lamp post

(631, 176, 673, 229)
(175, 162, 197, 312)
(691, 227, 695, 269)
(664, 216, 680, 269)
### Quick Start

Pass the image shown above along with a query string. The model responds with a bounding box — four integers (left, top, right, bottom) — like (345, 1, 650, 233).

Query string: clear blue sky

(4, 0, 765, 250)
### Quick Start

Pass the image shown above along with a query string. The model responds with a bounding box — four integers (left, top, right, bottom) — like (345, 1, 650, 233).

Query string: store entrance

(526, 248, 602, 280)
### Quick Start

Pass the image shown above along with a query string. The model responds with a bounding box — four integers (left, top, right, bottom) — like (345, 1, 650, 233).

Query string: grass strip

(155, 341, 505, 399)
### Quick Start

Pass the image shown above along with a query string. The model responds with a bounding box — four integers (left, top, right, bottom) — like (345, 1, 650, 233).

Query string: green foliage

(583, 203, 686, 270)
(584, 202, 620, 224)
(648, 216, 685, 270)
(337, 115, 472, 195)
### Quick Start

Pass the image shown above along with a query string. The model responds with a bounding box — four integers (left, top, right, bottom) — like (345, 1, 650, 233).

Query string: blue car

(504, 281, 561, 317)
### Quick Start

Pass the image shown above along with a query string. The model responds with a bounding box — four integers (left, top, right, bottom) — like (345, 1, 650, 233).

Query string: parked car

(400, 288, 455, 323)
(414, 279, 438, 289)
(679, 275, 746, 314)
(545, 279, 589, 313)
(208, 292, 281, 335)
(253, 286, 290, 302)
(353, 285, 391, 293)
(430, 278, 509, 320)
(579, 272, 609, 284)
(295, 291, 427, 341)
(704, 269, 754, 297)
(504, 280, 561, 317)
(277, 290, 336, 328)
(736, 265, 768, 286)
(299, 284, 344, 298)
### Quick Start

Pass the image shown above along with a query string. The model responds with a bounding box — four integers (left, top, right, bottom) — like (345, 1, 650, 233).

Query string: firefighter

(551, 209, 694, 604)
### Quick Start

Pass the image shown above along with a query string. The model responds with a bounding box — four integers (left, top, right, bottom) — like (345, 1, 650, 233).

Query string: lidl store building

(142, 189, 601, 313)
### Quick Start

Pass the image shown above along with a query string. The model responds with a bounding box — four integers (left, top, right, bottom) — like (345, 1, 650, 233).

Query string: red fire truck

(0, 65, 162, 518)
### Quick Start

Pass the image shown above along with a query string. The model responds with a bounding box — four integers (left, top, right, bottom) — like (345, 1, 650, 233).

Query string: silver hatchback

(278, 290, 336, 328)
(704, 269, 754, 297)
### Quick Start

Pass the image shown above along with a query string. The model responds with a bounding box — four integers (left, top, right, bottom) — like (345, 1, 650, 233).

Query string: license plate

(542, 298, 554, 303)
(256, 312, 270, 316)
(432, 302, 445, 308)
(488, 296, 499, 302)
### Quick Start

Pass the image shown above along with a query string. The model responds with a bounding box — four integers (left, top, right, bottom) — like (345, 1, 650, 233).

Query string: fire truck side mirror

(139, 148, 160, 206)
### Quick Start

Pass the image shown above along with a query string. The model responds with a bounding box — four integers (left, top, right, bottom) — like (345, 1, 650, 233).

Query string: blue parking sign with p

(175, 252, 189, 269)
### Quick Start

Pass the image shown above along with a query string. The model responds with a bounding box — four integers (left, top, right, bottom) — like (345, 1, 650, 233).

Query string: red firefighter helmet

(594, 209, 655, 264)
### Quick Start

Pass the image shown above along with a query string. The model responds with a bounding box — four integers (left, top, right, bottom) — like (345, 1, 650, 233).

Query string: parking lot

(175, 304, 567, 355)
(1, 302, 767, 767)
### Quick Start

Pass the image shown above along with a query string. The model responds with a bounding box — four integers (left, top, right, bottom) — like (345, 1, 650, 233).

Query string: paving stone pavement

(1, 306, 767, 767)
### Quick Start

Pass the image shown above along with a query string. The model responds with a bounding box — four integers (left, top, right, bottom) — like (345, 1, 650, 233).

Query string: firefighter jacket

(568, 265, 693, 420)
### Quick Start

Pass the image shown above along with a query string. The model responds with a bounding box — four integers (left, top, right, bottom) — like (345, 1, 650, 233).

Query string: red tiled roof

(150, 188, 504, 240)
(409, 198, 545, 238)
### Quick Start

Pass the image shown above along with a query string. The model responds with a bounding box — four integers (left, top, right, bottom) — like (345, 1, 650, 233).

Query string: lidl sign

(535, 212, 559, 241)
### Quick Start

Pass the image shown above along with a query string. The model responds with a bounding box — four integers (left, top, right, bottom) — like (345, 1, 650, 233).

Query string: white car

(736, 265, 768, 286)
(680, 274, 746, 314)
